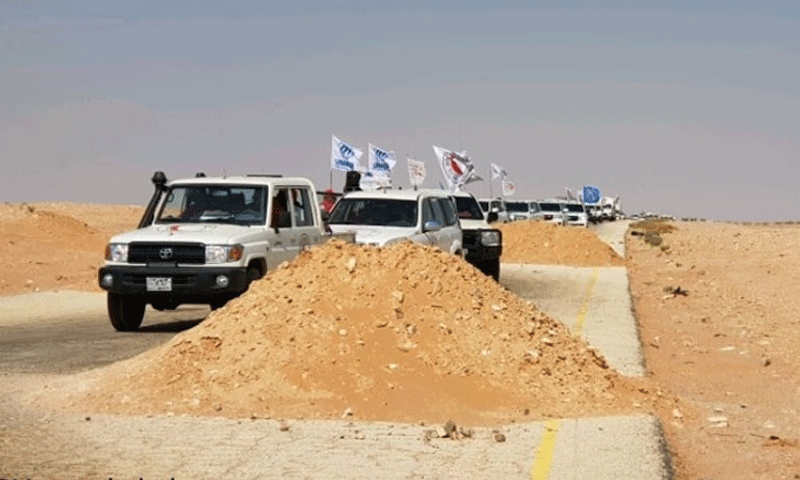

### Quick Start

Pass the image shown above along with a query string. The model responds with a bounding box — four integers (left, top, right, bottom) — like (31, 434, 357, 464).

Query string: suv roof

(341, 188, 450, 200)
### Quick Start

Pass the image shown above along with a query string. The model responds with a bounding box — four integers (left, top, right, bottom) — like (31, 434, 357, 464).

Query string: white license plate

(146, 277, 172, 292)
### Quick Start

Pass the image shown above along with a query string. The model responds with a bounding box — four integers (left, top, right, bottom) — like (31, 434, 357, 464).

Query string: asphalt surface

(0, 220, 672, 479)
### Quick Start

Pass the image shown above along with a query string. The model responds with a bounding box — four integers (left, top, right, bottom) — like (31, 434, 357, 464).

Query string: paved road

(0, 221, 672, 480)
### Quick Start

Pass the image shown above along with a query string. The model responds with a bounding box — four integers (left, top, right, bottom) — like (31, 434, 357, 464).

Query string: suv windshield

(505, 201, 528, 212)
(328, 198, 417, 227)
(454, 196, 485, 220)
(155, 185, 267, 226)
(539, 202, 562, 212)
(566, 203, 585, 213)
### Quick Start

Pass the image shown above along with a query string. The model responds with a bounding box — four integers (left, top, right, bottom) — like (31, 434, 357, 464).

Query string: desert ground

(1, 201, 799, 479)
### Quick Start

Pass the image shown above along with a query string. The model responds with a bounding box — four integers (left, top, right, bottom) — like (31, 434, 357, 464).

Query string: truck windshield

(328, 198, 417, 227)
(454, 197, 485, 220)
(155, 185, 268, 226)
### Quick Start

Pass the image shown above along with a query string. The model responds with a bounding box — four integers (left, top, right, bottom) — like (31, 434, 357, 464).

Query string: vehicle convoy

(451, 191, 503, 280)
(326, 188, 463, 255)
(99, 171, 338, 331)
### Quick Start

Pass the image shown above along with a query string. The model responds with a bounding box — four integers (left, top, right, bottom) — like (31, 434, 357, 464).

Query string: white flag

(433, 145, 478, 191)
(407, 157, 426, 187)
(368, 143, 396, 177)
(490, 163, 507, 180)
(359, 170, 392, 190)
(502, 180, 516, 196)
(331, 135, 363, 172)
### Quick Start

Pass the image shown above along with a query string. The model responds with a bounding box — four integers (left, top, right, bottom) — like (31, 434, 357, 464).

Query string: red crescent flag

(449, 155, 464, 176)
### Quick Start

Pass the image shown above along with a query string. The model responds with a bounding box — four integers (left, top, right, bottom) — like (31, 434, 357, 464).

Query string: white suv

(532, 199, 566, 225)
(564, 201, 589, 227)
(327, 189, 463, 255)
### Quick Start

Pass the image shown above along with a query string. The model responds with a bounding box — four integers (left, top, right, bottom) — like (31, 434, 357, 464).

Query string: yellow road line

(574, 268, 599, 336)
(531, 269, 599, 479)
(531, 419, 561, 480)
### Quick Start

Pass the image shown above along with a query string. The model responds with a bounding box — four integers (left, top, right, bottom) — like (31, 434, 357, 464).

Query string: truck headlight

(105, 243, 129, 262)
(205, 244, 244, 264)
(480, 230, 501, 247)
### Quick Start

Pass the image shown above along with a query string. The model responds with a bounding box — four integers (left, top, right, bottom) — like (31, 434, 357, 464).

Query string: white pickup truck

(98, 172, 337, 331)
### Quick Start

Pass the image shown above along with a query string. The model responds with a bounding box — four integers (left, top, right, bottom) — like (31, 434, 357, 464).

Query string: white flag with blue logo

(331, 135, 363, 172)
(368, 143, 396, 177)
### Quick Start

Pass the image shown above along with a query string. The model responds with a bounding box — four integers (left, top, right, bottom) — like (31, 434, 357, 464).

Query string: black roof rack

(246, 174, 283, 178)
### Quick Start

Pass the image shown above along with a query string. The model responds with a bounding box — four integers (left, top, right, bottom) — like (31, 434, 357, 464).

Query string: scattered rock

(707, 416, 728, 428)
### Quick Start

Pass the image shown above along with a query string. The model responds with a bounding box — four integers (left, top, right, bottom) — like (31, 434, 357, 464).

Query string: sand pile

(0, 203, 110, 294)
(498, 221, 624, 266)
(60, 239, 643, 425)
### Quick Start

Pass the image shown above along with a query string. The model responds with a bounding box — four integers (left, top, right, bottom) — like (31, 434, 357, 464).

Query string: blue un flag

(582, 185, 601, 204)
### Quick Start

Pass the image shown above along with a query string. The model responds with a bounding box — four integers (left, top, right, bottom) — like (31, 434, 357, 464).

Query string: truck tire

(246, 265, 263, 287)
(482, 258, 500, 281)
(211, 266, 263, 311)
(108, 293, 145, 331)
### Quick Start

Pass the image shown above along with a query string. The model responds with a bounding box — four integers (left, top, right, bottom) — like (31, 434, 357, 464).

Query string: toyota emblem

(159, 248, 173, 260)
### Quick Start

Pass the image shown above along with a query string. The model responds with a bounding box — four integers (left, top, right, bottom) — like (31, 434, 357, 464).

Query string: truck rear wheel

(108, 293, 145, 331)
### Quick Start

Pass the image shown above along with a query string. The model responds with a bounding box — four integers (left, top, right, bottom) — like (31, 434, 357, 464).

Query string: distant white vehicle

(326, 188, 463, 255)
(563, 201, 589, 227)
(531, 199, 566, 225)
(505, 200, 532, 221)
(478, 198, 510, 223)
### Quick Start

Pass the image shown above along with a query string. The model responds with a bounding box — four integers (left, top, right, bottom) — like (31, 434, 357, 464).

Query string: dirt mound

(0, 203, 121, 294)
(498, 221, 625, 266)
(60, 240, 644, 425)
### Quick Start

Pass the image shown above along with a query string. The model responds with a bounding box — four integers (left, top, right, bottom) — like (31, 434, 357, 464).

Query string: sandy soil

(627, 220, 800, 480)
(1, 204, 799, 478)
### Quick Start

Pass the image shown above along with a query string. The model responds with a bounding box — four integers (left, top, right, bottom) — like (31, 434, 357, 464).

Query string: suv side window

(429, 197, 446, 226)
(438, 198, 458, 226)
(270, 188, 292, 229)
(291, 188, 314, 227)
(421, 198, 436, 225)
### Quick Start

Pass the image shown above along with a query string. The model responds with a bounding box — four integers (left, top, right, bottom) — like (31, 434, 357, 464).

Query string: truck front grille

(128, 242, 205, 264)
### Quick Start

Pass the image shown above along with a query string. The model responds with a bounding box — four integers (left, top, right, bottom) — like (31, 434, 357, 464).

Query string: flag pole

(488, 165, 493, 199)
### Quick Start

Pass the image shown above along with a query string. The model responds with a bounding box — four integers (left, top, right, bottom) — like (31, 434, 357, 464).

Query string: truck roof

(169, 176, 314, 187)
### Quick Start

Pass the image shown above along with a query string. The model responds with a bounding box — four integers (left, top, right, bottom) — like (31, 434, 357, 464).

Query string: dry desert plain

(1, 201, 799, 479)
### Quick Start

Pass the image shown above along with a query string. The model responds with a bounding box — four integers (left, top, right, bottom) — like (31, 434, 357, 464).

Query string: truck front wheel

(482, 258, 501, 281)
(108, 293, 145, 331)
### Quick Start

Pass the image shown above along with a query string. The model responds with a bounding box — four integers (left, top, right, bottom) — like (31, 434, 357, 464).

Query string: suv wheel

(108, 293, 145, 331)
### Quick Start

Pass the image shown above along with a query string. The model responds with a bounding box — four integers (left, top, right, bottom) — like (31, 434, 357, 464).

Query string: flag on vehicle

(368, 143, 396, 177)
(490, 163, 508, 180)
(502, 179, 516, 196)
(359, 170, 392, 190)
(331, 135, 363, 172)
(565, 187, 577, 201)
(433, 145, 479, 191)
(407, 157, 426, 187)
(582, 185, 601, 204)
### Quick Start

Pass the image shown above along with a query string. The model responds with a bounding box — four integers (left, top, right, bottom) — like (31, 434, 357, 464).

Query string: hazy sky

(2, 1, 799, 221)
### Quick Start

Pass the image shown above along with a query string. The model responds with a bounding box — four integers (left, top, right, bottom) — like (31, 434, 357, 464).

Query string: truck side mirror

(486, 211, 498, 223)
